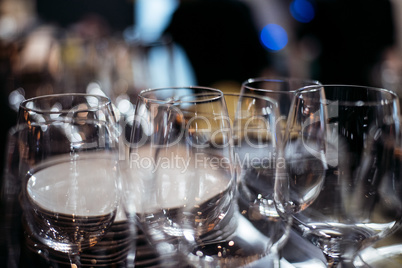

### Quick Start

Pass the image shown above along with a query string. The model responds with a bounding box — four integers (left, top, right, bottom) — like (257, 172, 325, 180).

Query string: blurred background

(1, 0, 402, 265)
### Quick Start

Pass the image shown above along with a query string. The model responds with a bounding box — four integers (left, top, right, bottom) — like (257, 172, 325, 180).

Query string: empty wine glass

(124, 86, 237, 266)
(19, 119, 121, 268)
(15, 94, 123, 268)
(223, 93, 288, 262)
(235, 78, 320, 260)
(275, 85, 402, 267)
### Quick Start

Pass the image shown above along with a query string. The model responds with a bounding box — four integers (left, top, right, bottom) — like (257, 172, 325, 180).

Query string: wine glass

(275, 85, 402, 267)
(16, 94, 123, 268)
(124, 86, 238, 266)
(223, 93, 288, 261)
(19, 119, 121, 268)
(236, 78, 321, 258)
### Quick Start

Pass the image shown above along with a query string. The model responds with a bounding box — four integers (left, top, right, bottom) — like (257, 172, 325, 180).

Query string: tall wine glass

(223, 93, 288, 262)
(124, 86, 237, 266)
(16, 95, 122, 268)
(275, 85, 402, 267)
(237, 78, 321, 258)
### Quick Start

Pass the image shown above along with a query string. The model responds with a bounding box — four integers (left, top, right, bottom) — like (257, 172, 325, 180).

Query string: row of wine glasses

(3, 79, 402, 268)
(125, 85, 289, 267)
(126, 82, 402, 268)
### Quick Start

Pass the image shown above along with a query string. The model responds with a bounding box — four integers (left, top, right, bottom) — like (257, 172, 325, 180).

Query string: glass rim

(12, 117, 114, 131)
(295, 84, 399, 106)
(242, 77, 321, 93)
(138, 86, 224, 104)
(223, 92, 279, 105)
(19, 93, 112, 114)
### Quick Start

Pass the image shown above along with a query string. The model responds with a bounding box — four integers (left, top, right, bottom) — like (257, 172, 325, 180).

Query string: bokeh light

(290, 0, 315, 23)
(260, 24, 288, 51)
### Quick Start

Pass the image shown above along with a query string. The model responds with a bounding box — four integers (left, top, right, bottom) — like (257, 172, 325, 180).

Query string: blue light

(260, 24, 288, 51)
(135, 0, 179, 43)
(290, 0, 315, 23)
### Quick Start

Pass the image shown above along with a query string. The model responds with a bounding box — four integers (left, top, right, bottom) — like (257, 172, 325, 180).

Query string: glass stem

(325, 254, 339, 268)
(68, 251, 81, 268)
(324, 254, 355, 268)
